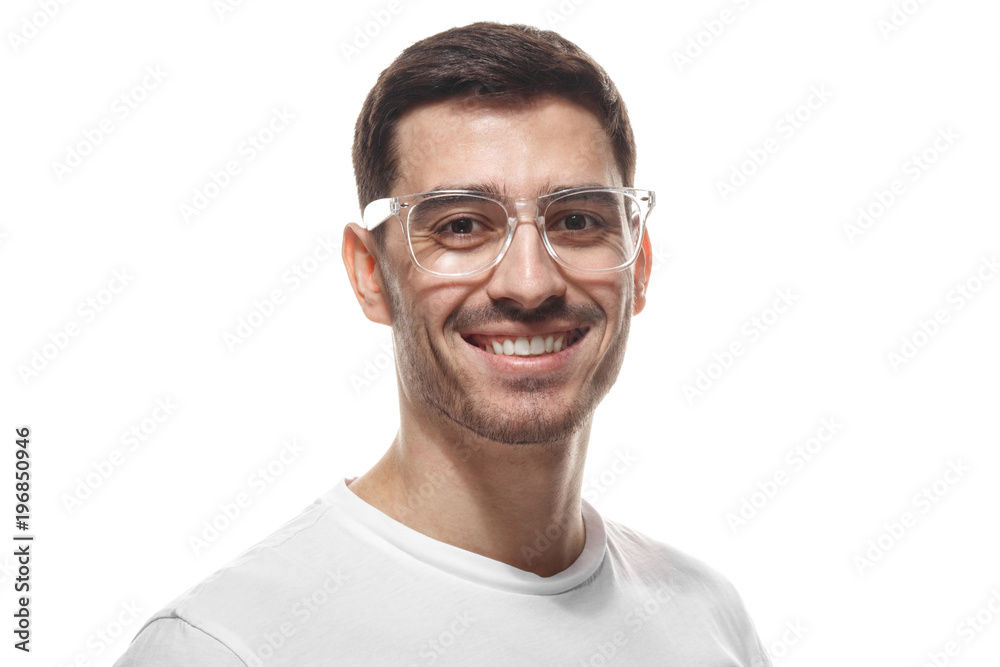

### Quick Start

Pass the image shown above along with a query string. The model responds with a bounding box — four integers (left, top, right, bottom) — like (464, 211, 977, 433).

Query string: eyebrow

(423, 181, 610, 197)
(426, 180, 506, 196)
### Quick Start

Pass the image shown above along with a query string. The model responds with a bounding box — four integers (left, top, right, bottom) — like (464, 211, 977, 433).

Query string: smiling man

(115, 22, 771, 666)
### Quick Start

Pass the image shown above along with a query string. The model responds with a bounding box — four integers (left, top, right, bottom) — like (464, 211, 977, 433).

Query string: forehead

(392, 94, 620, 196)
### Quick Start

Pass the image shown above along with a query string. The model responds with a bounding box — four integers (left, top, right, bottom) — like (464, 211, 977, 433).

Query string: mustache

(447, 298, 602, 330)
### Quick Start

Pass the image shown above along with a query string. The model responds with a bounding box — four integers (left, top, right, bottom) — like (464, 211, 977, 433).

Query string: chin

(449, 391, 592, 446)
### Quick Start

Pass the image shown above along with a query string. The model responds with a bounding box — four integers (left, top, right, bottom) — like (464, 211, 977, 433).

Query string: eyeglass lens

(405, 190, 643, 275)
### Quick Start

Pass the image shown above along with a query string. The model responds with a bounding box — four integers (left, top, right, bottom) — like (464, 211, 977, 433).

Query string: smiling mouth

(462, 328, 589, 357)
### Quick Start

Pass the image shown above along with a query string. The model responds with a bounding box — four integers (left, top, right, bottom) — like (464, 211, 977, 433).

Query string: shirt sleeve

(112, 617, 246, 667)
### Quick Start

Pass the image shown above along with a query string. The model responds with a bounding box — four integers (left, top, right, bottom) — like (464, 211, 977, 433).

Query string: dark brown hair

(351, 22, 637, 250)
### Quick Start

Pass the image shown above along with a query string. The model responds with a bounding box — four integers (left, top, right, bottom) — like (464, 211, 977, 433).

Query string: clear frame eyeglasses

(362, 186, 655, 278)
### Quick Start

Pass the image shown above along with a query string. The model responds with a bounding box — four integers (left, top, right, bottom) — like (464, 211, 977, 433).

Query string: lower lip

(462, 331, 588, 372)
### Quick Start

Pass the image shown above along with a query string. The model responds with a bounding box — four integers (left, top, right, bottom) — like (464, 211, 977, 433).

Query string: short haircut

(351, 21, 637, 252)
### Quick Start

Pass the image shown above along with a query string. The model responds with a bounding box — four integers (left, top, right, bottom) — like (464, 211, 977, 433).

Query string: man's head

(343, 22, 652, 446)
(352, 22, 638, 255)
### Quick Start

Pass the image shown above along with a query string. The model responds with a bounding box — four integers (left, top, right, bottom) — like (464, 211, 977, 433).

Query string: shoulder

(602, 516, 771, 665)
(113, 616, 246, 666)
(178, 494, 342, 609)
(604, 516, 739, 592)
(604, 516, 749, 604)
(120, 495, 344, 663)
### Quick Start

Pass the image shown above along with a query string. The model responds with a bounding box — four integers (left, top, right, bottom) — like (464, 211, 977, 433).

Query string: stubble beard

(383, 271, 632, 446)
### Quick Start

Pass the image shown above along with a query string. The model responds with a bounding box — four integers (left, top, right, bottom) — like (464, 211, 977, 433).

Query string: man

(116, 22, 771, 666)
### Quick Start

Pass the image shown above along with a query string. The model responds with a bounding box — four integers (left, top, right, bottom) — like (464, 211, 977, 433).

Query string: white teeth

(514, 337, 531, 356)
(478, 330, 580, 356)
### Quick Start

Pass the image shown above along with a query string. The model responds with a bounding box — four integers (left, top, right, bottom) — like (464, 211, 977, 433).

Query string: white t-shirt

(114, 477, 771, 666)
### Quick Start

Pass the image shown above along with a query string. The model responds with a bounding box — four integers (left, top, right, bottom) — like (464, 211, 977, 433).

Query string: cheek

(401, 281, 479, 339)
(588, 278, 632, 323)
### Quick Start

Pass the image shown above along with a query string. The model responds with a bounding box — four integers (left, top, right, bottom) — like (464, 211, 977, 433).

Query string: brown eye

(552, 212, 600, 232)
(447, 217, 477, 234)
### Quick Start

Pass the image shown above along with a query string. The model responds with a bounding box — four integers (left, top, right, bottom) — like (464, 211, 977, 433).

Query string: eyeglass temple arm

(362, 198, 398, 230)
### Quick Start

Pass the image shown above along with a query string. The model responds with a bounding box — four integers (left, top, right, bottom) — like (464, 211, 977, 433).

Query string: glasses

(362, 186, 655, 277)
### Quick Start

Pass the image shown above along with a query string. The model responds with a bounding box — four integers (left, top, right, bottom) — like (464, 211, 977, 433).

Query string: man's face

(372, 94, 648, 446)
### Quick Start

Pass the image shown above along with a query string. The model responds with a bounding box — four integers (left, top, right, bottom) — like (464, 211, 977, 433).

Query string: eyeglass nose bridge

(511, 196, 540, 221)
(498, 196, 555, 262)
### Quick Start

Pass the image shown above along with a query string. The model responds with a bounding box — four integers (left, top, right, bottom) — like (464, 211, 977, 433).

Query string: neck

(347, 404, 592, 577)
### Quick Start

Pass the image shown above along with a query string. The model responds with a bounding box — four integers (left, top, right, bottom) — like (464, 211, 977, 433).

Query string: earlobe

(632, 229, 652, 316)
(342, 223, 393, 326)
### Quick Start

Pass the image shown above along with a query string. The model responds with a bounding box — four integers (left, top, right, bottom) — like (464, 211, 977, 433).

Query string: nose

(485, 216, 566, 310)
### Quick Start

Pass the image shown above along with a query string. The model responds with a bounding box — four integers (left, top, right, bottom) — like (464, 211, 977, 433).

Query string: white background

(2, 0, 999, 665)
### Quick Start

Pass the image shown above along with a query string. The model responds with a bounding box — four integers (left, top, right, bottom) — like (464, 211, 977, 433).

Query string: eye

(442, 216, 480, 235)
(552, 212, 600, 231)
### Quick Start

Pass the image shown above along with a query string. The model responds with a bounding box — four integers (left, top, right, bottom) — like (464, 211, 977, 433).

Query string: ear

(342, 223, 393, 326)
(632, 229, 652, 316)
